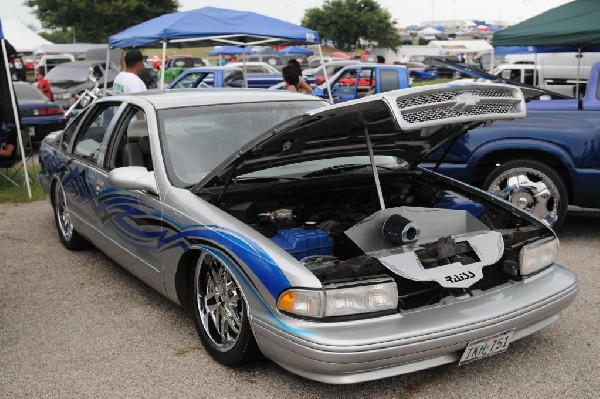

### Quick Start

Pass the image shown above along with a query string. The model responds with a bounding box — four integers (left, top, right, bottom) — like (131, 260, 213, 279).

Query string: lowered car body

(39, 86, 577, 384)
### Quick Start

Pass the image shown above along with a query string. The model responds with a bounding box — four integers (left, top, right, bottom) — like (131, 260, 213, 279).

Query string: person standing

(113, 50, 147, 95)
(287, 59, 312, 94)
(282, 65, 300, 92)
(36, 69, 53, 100)
(219, 54, 227, 66)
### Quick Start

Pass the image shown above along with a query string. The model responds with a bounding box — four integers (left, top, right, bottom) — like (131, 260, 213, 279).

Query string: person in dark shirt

(0, 123, 18, 159)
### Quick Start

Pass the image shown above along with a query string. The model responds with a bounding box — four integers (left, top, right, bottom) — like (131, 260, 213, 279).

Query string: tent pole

(490, 47, 495, 72)
(534, 52, 538, 87)
(318, 44, 333, 103)
(103, 44, 110, 96)
(2, 39, 31, 198)
(160, 41, 167, 89)
(576, 47, 582, 100)
(242, 46, 248, 88)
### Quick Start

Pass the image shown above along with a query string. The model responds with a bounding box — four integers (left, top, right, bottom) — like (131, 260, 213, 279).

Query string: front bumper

(250, 264, 578, 384)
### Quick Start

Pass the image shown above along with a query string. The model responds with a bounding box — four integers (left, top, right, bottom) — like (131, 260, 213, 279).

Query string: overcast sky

(1, 0, 573, 32)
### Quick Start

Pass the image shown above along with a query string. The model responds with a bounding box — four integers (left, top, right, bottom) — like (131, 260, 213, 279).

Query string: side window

(72, 104, 120, 162)
(105, 107, 152, 172)
(197, 72, 215, 87)
(380, 69, 399, 93)
(524, 70, 534, 86)
(224, 70, 244, 87)
(172, 72, 203, 89)
(60, 110, 87, 152)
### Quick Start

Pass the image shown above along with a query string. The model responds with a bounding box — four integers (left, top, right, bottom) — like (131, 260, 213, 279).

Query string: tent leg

(2, 39, 31, 199)
(103, 45, 110, 96)
(242, 46, 248, 88)
(318, 44, 333, 103)
(160, 41, 167, 90)
(576, 47, 582, 100)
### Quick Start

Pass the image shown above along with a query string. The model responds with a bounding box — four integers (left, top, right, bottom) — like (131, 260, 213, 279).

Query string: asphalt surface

(1, 201, 598, 398)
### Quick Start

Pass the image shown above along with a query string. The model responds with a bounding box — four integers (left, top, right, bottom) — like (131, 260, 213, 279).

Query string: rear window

(14, 83, 47, 102)
(379, 70, 399, 93)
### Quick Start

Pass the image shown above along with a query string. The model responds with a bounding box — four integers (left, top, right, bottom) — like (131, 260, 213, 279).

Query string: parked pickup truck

(168, 66, 283, 89)
(421, 61, 600, 229)
(168, 66, 245, 89)
(312, 64, 410, 103)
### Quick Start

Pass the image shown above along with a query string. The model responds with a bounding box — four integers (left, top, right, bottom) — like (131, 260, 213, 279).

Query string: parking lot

(1, 200, 598, 398)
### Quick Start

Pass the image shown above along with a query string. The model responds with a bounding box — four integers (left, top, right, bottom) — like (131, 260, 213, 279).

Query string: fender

(467, 138, 578, 172)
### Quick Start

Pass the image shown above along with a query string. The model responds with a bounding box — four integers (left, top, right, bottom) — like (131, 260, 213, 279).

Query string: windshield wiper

(232, 176, 301, 182)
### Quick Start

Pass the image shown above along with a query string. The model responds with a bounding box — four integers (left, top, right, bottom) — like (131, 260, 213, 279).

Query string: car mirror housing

(108, 166, 158, 195)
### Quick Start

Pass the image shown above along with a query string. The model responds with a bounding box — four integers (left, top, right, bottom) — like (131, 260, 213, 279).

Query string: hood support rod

(364, 127, 386, 210)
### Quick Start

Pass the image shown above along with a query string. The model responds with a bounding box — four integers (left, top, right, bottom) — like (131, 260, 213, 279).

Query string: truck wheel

(483, 160, 568, 229)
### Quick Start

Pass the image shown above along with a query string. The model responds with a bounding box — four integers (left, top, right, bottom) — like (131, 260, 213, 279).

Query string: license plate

(28, 126, 35, 137)
(459, 328, 514, 365)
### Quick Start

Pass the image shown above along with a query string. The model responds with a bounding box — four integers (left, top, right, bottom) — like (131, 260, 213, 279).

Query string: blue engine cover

(434, 191, 486, 218)
(270, 228, 334, 260)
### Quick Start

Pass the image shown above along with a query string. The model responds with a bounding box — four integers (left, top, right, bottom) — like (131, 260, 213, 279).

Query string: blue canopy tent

(278, 46, 314, 56)
(0, 18, 31, 197)
(207, 46, 254, 56)
(107, 7, 330, 98)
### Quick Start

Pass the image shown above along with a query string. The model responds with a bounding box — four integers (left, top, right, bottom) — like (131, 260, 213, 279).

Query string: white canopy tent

(3, 17, 52, 53)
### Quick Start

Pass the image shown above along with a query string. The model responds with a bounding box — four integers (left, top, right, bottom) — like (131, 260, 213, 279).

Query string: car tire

(53, 181, 88, 250)
(192, 251, 261, 366)
(483, 159, 568, 229)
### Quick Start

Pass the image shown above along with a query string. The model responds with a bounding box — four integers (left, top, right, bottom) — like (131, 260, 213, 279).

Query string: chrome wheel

(196, 253, 243, 352)
(485, 165, 562, 226)
(55, 183, 73, 241)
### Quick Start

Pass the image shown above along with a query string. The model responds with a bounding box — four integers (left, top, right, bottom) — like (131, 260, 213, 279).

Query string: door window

(105, 108, 152, 172)
(380, 69, 399, 93)
(72, 104, 120, 162)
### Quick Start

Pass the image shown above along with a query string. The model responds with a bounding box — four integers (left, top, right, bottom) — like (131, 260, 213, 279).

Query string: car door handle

(95, 180, 104, 193)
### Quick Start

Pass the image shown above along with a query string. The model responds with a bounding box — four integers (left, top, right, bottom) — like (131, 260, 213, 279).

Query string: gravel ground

(1, 201, 598, 398)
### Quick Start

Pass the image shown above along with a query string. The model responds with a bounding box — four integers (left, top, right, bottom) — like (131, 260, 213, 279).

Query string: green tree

(25, 0, 179, 43)
(301, 0, 400, 51)
(39, 29, 74, 44)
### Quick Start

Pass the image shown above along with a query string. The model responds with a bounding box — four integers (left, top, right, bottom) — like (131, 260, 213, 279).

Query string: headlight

(277, 278, 398, 318)
(519, 237, 559, 275)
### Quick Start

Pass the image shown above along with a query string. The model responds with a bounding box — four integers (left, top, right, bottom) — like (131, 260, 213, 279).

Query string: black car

(422, 56, 465, 79)
(46, 60, 119, 109)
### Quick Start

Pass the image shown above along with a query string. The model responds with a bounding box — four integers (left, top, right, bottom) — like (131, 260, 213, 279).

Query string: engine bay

(207, 170, 551, 310)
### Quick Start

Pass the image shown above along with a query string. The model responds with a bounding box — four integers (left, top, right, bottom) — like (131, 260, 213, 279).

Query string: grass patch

(413, 78, 455, 86)
(0, 164, 45, 203)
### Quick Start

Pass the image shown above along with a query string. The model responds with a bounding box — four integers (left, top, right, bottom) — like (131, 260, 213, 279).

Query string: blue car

(14, 81, 66, 142)
(407, 62, 439, 80)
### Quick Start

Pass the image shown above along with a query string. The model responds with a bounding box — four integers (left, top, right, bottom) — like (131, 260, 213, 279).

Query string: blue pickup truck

(422, 62, 600, 229)
(168, 65, 282, 89)
(312, 64, 410, 103)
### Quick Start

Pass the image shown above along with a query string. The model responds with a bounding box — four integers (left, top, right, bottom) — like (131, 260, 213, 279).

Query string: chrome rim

(487, 167, 560, 225)
(55, 183, 73, 240)
(196, 253, 242, 351)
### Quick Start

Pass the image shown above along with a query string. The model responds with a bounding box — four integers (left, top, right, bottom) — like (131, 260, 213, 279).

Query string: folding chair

(0, 127, 33, 188)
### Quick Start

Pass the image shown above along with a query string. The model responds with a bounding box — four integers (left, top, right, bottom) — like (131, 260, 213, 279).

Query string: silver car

(39, 86, 578, 384)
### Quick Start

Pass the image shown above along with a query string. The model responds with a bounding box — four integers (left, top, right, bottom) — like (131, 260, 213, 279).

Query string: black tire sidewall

(483, 159, 568, 229)
(191, 254, 259, 367)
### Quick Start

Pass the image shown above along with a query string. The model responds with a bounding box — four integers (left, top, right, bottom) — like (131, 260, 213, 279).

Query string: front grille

(402, 103, 518, 124)
(387, 83, 526, 131)
(396, 89, 514, 109)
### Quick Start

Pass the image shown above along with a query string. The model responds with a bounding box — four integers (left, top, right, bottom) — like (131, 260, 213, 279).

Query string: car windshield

(46, 65, 90, 82)
(158, 100, 326, 187)
(14, 83, 47, 102)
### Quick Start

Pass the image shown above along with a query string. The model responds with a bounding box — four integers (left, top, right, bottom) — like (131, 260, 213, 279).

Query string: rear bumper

(250, 264, 578, 384)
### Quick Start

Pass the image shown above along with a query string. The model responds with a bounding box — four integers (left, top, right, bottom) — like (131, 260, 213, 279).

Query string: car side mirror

(108, 166, 158, 195)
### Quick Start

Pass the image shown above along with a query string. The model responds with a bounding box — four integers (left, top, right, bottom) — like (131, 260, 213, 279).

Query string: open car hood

(195, 82, 528, 189)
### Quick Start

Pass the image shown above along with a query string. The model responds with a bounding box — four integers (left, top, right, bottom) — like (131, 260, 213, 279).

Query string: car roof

(229, 62, 275, 67)
(108, 88, 323, 110)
